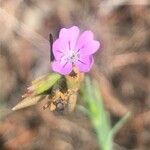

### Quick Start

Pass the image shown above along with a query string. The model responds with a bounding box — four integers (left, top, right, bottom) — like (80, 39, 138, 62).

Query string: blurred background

(0, 0, 150, 149)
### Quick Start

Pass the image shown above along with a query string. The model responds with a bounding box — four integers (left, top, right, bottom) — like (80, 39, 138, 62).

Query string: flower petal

(51, 61, 72, 75)
(79, 40, 100, 56)
(75, 56, 94, 72)
(59, 26, 80, 50)
(52, 39, 64, 60)
(76, 30, 94, 50)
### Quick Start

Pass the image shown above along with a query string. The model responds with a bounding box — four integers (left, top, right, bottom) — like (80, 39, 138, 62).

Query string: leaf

(12, 73, 61, 111)
(12, 95, 44, 111)
(32, 73, 61, 95)
(81, 76, 131, 150)
(107, 112, 131, 146)
(81, 76, 111, 150)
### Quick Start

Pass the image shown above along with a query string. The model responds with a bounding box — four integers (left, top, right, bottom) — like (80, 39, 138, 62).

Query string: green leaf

(33, 73, 61, 95)
(107, 112, 131, 146)
(81, 76, 130, 150)
(81, 77, 111, 150)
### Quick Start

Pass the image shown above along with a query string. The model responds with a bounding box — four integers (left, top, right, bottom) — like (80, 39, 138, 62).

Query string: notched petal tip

(59, 26, 80, 50)
(82, 30, 94, 39)
(69, 26, 80, 32)
(59, 26, 80, 38)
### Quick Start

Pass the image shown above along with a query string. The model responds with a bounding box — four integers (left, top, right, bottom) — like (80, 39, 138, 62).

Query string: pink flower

(51, 26, 100, 75)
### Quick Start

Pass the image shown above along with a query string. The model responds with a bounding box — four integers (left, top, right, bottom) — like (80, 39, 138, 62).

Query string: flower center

(63, 50, 79, 63)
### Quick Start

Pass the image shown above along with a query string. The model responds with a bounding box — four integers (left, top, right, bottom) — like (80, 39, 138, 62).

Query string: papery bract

(51, 26, 100, 75)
